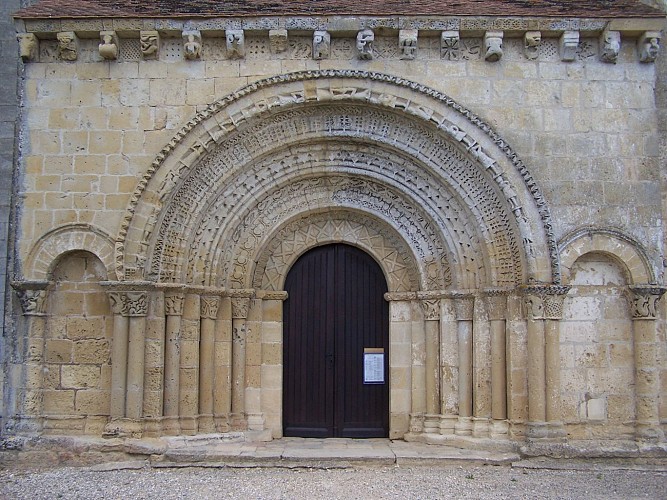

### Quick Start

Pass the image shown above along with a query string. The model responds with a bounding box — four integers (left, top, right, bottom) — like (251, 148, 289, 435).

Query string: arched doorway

(283, 244, 389, 438)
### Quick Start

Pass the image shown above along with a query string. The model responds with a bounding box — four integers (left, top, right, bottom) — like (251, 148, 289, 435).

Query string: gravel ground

(1, 464, 666, 500)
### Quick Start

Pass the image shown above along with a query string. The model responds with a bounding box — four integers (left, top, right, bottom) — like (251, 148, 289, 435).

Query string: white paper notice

(364, 351, 384, 384)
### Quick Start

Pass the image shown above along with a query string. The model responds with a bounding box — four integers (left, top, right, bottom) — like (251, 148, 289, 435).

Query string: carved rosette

(12, 282, 50, 316)
(441, 30, 460, 61)
(629, 286, 666, 320)
(200, 295, 221, 320)
(108, 291, 149, 317)
(164, 292, 185, 316)
(453, 294, 474, 322)
(483, 288, 510, 321)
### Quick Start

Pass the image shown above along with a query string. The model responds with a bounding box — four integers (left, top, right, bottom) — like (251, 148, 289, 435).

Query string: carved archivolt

(559, 227, 656, 285)
(24, 223, 115, 281)
(119, 70, 557, 289)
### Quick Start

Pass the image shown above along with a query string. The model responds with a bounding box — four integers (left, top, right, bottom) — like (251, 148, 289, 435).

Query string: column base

(423, 414, 440, 434)
(439, 414, 458, 435)
(490, 419, 510, 438)
(103, 418, 142, 438)
(454, 416, 473, 436)
(198, 414, 216, 433)
(162, 415, 181, 436)
(230, 412, 248, 431)
(246, 413, 265, 431)
(472, 417, 490, 438)
(179, 416, 197, 435)
(636, 422, 665, 443)
(409, 413, 425, 434)
(526, 421, 566, 442)
(214, 413, 231, 433)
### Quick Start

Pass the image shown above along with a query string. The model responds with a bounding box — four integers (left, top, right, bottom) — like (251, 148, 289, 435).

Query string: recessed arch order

(118, 70, 558, 292)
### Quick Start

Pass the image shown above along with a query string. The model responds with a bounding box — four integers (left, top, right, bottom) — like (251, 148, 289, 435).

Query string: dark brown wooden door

(283, 244, 389, 438)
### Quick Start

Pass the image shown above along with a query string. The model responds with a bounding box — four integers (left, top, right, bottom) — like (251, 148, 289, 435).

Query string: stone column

(107, 291, 130, 418)
(454, 294, 474, 436)
(214, 296, 232, 432)
(179, 292, 200, 435)
(543, 286, 569, 440)
(124, 292, 149, 420)
(439, 297, 459, 436)
(163, 290, 184, 434)
(522, 286, 547, 438)
(418, 292, 441, 434)
(12, 281, 50, 432)
(410, 298, 426, 434)
(230, 290, 253, 430)
(199, 294, 220, 433)
(629, 285, 666, 442)
(484, 289, 509, 437)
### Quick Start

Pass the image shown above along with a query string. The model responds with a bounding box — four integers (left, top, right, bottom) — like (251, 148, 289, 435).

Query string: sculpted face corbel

(484, 31, 504, 62)
(524, 31, 541, 60)
(99, 31, 118, 60)
(183, 30, 202, 60)
(226, 29, 245, 59)
(357, 29, 374, 60)
(17, 33, 38, 62)
(638, 31, 661, 63)
(399, 29, 418, 60)
(600, 30, 621, 64)
(313, 30, 330, 60)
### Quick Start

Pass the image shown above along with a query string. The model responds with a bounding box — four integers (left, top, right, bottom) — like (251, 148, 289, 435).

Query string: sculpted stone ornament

(57, 31, 78, 61)
(399, 29, 418, 60)
(108, 291, 149, 317)
(638, 31, 661, 63)
(12, 281, 50, 316)
(356, 29, 374, 60)
(200, 295, 221, 320)
(164, 292, 184, 316)
(99, 31, 118, 60)
(313, 31, 330, 60)
(559, 31, 579, 62)
(17, 33, 38, 62)
(226, 29, 245, 59)
(269, 29, 288, 54)
(629, 286, 666, 320)
(183, 30, 202, 60)
(524, 31, 541, 61)
(140, 30, 159, 59)
(484, 31, 503, 62)
(441, 30, 460, 61)
(600, 30, 621, 64)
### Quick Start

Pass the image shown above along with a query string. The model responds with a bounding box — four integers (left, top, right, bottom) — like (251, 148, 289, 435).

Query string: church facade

(3, 0, 667, 454)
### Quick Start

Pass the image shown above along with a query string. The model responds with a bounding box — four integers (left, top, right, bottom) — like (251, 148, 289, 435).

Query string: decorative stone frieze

(559, 31, 579, 61)
(356, 29, 374, 60)
(140, 30, 159, 59)
(164, 292, 185, 316)
(599, 29, 621, 64)
(12, 281, 50, 316)
(98, 31, 118, 60)
(523, 31, 541, 60)
(226, 29, 245, 58)
(200, 295, 221, 320)
(269, 29, 288, 54)
(183, 30, 202, 60)
(56, 31, 78, 61)
(484, 31, 503, 62)
(638, 31, 661, 63)
(108, 291, 149, 317)
(629, 286, 666, 320)
(17, 33, 38, 62)
(312, 30, 330, 59)
(399, 29, 418, 60)
(440, 30, 460, 60)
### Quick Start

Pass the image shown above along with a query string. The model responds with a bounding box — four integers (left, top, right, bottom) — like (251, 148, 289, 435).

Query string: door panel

(283, 244, 389, 438)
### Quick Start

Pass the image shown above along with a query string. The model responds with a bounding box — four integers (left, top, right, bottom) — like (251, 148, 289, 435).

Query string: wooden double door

(283, 244, 389, 438)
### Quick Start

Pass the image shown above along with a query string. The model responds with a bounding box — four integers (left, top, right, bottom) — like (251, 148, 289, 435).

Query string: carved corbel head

(313, 30, 330, 60)
(599, 30, 621, 64)
(57, 31, 78, 61)
(183, 30, 202, 60)
(269, 29, 288, 54)
(17, 33, 38, 62)
(356, 29, 374, 60)
(226, 29, 245, 59)
(484, 31, 504, 62)
(524, 31, 541, 60)
(99, 31, 118, 60)
(399, 29, 418, 60)
(638, 31, 661, 63)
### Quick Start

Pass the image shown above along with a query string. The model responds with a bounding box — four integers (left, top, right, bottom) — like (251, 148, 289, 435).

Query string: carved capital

(12, 281, 51, 316)
(638, 31, 661, 63)
(521, 285, 570, 321)
(269, 29, 288, 54)
(17, 33, 38, 62)
(183, 30, 202, 60)
(356, 29, 374, 60)
(164, 292, 185, 316)
(200, 295, 221, 320)
(524, 31, 541, 61)
(600, 29, 621, 64)
(108, 291, 148, 317)
(629, 286, 666, 320)
(313, 30, 330, 60)
(226, 29, 245, 59)
(57, 31, 78, 61)
(483, 289, 510, 321)
(140, 30, 160, 59)
(99, 30, 118, 60)
(440, 30, 460, 61)
(559, 31, 579, 62)
(484, 31, 504, 62)
(453, 295, 474, 321)
(230, 292, 252, 319)
(399, 29, 418, 60)
(420, 299, 440, 321)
